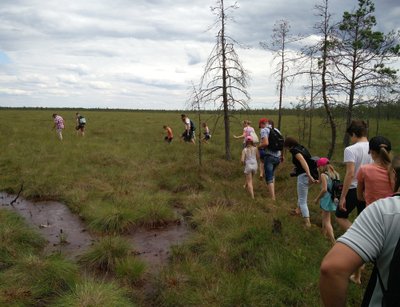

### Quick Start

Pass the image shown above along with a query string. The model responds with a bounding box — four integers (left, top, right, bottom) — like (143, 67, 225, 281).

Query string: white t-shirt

(343, 141, 372, 189)
(338, 195, 400, 306)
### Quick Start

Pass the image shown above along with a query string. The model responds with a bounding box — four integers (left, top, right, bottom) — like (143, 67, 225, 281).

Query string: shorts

(244, 162, 258, 175)
(259, 148, 266, 160)
(182, 130, 194, 142)
(164, 136, 173, 143)
(335, 188, 366, 219)
(76, 124, 85, 130)
(204, 133, 211, 140)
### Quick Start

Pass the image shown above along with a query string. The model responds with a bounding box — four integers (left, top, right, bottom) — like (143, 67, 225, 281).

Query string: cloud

(0, 0, 398, 109)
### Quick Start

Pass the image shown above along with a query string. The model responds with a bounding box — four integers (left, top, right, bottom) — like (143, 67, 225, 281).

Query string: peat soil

(0, 192, 190, 269)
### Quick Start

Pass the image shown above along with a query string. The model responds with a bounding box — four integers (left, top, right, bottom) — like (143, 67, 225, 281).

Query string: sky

(0, 0, 399, 110)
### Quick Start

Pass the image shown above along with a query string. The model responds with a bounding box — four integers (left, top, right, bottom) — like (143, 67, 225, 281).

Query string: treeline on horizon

(1, 101, 400, 119)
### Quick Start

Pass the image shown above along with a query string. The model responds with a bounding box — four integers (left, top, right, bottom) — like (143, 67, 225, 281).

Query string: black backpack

(362, 232, 400, 307)
(268, 128, 284, 151)
(190, 119, 196, 131)
(296, 145, 319, 180)
(328, 177, 343, 202)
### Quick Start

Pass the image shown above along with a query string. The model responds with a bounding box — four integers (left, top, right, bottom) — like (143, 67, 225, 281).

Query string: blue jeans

(264, 154, 280, 184)
(297, 173, 310, 218)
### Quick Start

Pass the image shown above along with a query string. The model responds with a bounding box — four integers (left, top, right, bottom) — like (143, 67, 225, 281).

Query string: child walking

(163, 125, 173, 143)
(314, 158, 339, 245)
(241, 135, 259, 199)
(202, 122, 211, 143)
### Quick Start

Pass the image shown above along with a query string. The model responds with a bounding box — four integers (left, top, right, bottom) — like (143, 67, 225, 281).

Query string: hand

(314, 198, 319, 205)
(339, 198, 347, 212)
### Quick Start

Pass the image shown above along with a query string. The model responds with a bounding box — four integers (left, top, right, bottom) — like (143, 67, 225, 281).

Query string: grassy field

(0, 109, 399, 306)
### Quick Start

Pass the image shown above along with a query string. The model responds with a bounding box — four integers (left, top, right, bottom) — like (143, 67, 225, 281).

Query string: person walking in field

(357, 135, 394, 206)
(314, 158, 340, 245)
(241, 135, 260, 199)
(258, 118, 282, 201)
(52, 113, 65, 141)
(163, 125, 173, 143)
(75, 112, 86, 136)
(181, 114, 195, 144)
(284, 136, 318, 227)
(234, 120, 256, 147)
(202, 122, 211, 143)
(335, 120, 372, 284)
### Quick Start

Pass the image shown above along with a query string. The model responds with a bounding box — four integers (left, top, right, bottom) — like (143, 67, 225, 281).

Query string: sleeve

(337, 203, 385, 263)
(343, 147, 355, 164)
(260, 128, 268, 140)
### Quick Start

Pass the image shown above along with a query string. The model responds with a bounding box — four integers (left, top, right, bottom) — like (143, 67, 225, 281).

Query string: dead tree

(199, 0, 250, 160)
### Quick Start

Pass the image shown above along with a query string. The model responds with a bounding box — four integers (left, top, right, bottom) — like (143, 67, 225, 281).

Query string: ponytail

(391, 156, 400, 192)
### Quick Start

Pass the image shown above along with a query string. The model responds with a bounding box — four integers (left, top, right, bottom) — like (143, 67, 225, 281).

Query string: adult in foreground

(258, 118, 281, 200)
(52, 113, 65, 141)
(320, 156, 400, 307)
(336, 120, 372, 231)
(284, 136, 317, 227)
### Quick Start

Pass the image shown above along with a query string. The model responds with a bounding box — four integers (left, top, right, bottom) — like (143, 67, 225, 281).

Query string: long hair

(319, 164, 340, 180)
(391, 156, 400, 192)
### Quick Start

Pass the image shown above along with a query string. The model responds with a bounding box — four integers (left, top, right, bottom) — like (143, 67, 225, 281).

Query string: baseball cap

(369, 136, 392, 152)
(245, 135, 253, 142)
(317, 157, 329, 167)
(258, 118, 268, 128)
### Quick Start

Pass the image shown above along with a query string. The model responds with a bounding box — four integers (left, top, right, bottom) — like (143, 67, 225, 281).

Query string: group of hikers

(52, 112, 86, 140)
(163, 114, 211, 144)
(236, 117, 400, 306)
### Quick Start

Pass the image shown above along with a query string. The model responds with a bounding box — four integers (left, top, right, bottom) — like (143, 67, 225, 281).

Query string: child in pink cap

(241, 135, 260, 199)
(314, 157, 340, 245)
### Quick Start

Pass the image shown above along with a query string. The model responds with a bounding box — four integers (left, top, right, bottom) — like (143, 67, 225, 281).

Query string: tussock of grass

(0, 254, 78, 306)
(54, 279, 135, 307)
(0, 209, 46, 267)
(79, 236, 131, 272)
(115, 257, 146, 285)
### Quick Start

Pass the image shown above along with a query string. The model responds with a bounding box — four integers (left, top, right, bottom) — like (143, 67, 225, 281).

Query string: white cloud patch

(0, 0, 398, 109)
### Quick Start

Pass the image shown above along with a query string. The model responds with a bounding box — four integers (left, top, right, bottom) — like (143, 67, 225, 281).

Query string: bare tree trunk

(308, 73, 314, 148)
(278, 45, 285, 130)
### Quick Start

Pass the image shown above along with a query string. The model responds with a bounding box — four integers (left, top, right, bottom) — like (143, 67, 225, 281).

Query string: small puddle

(0, 192, 94, 259)
(0, 192, 190, 270)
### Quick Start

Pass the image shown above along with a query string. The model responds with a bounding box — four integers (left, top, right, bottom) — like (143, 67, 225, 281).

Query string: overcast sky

(0, 0, 399, 110)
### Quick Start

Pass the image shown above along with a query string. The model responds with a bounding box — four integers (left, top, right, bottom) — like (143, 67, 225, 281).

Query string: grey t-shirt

(337, 195, 400, 306)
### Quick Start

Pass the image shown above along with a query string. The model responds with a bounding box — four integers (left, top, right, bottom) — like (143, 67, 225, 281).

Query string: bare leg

(321, 211, 335, 245)
(259, 161, 264, 179)
(267, 182, 276, 201)
(246, 173, 254, 199)
(336, 217, 352, 231)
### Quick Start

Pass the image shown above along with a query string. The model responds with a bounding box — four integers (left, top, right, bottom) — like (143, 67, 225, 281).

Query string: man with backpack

(258, 118, 283, 201)
(75, 112, 86, 136)
(181, 114, 195, 144)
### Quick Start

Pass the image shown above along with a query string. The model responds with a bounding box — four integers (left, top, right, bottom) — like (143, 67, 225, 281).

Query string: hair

(391, 156, 400, 192)
(163, 125, 167, 129)
(369, 136, 392, 166)
(52, 113, 57, 117)
(202, 122, 207, 127)
(181, 114, 186, 118)
(319, 164, 340, 180)
(346, 120, 368, 138)
(283, 136, 299, 148)
(268, 119, 275, 129)
(243, 120, 251, 126)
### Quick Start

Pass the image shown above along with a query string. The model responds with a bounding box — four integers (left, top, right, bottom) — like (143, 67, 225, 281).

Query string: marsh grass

(115, 257, 146, 285)
(53, 279, 135, 307)
(0, 209, 46, 267)
(78, 236, 131, 272)
(1, 109, 397, 306)
(0, 254, 78, 306)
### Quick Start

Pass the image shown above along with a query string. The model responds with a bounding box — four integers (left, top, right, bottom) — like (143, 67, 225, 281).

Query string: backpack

(268, 128, 284, 151)
(328, 177, 343, 203)
(190, 119, 196, 131)
(250, 131, 259, 144)
(295, 145, 319, 180)
(79, 116, 86, 124)
(362, 232, 400, 307)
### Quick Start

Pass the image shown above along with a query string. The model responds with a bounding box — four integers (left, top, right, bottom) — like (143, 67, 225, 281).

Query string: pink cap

(246, 135, 253, 142)
(317, 157, 329, 167)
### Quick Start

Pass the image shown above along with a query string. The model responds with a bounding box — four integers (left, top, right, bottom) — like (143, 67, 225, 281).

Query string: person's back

(344, 141, 372, 189)
(357, 164, 393, 205)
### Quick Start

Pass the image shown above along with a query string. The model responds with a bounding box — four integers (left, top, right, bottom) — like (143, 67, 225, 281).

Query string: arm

(295, 153, 316, 183)
(241, 149, 246, 164)
(320, 243, 364, 307)
(338, 162, 355, 212)
(356, 171, 365, 202)
(258, 129, 269, 149)
(314, 174, 328, 204)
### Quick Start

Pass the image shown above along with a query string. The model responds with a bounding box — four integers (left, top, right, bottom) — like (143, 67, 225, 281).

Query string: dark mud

(0, 192, 94, 259)
(0, 192, 190, 269)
